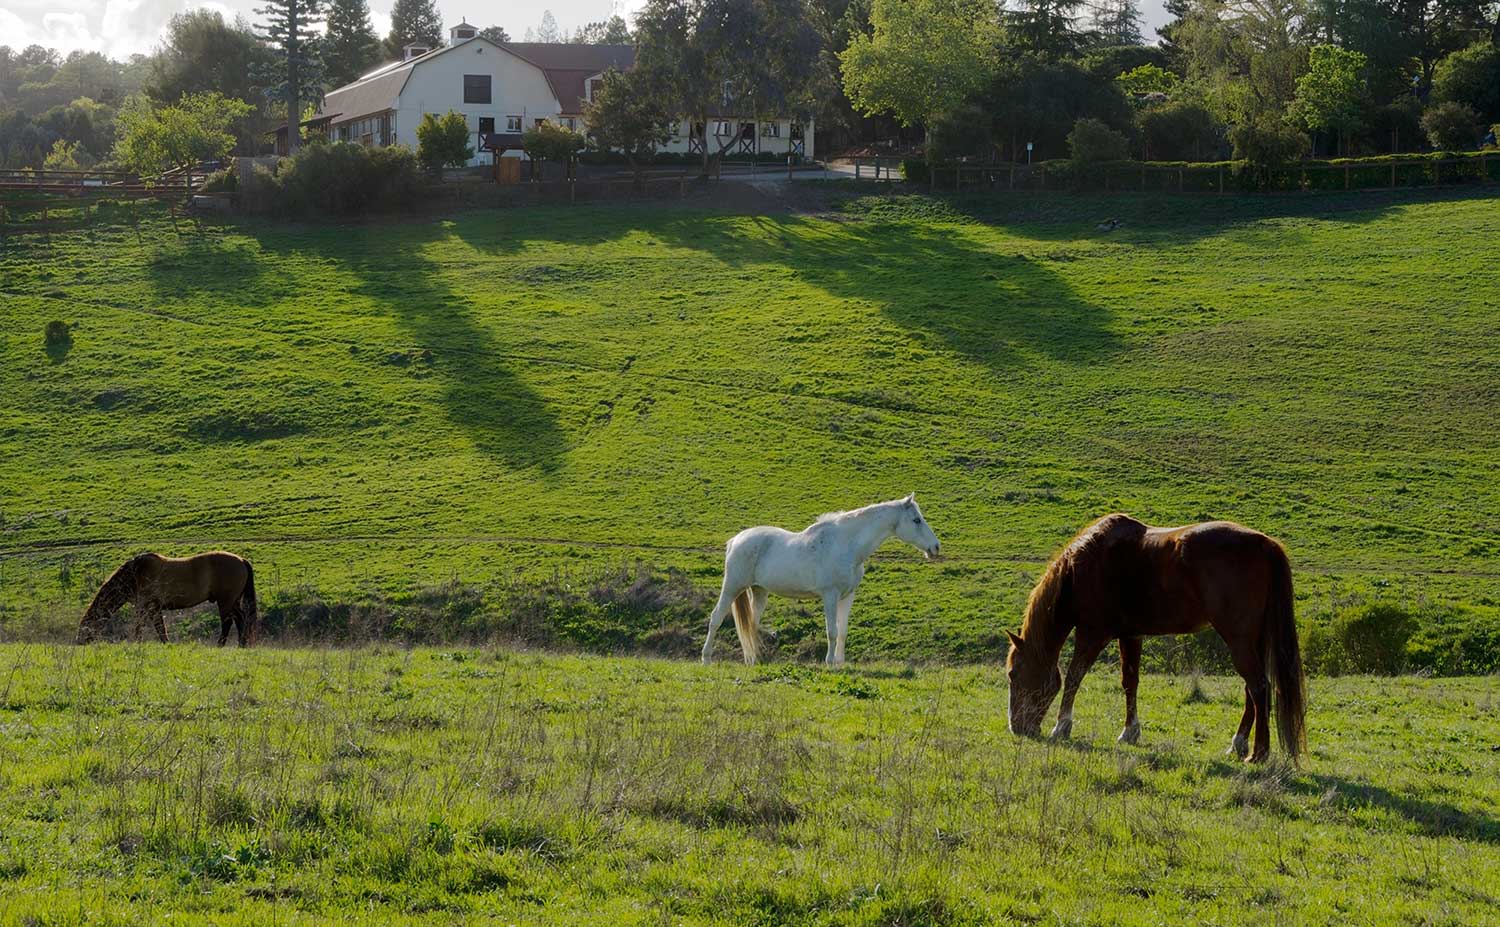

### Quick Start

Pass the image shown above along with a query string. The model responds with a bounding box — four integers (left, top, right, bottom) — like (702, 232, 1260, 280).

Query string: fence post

(855, 161, 861, 181)
(1040, 164, 1046, 190)
(570, 176, 576, 204)
(930, 164, 936, 194)
(956, 166, 961, 192)
(1218, 166, 1224, 194)
(1008, 163, 1014, 190)
(1390, 162, 1396, 188)
(1178, 168, 1184, 193)
(1141, 163, 1147, 191)
(1344, 164, 1350, 190)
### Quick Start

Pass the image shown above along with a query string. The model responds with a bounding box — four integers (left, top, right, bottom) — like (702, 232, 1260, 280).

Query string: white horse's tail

(731, 589, 760, 665)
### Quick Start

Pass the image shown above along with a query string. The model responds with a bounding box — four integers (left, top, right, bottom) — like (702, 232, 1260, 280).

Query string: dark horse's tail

(1265, 541, 1307, 759)
(242, 560, 259, 645)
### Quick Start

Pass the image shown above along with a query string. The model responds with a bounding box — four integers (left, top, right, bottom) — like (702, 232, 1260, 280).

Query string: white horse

(701, 494, 942, 666)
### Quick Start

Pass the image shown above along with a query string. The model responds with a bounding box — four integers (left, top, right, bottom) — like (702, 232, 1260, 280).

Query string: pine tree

(1090, 0, 1143, 45)
(323, 0, 381, 86)
(384, 0, 444, 59)
(537, 11, 563, 42)
(479, 26, 510, 42)
(255, 0, 324, 155)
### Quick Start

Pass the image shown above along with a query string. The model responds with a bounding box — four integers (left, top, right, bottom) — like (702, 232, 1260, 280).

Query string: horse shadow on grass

(241, 223, 567, 474)
(1206, 760, 1500, 845)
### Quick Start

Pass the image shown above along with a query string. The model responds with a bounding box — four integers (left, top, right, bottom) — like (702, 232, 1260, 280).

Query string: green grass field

(1, 643, 1496, 924)
(2, 187, 1498, 658)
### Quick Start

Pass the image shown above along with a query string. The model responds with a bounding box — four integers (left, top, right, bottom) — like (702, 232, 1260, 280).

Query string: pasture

(1, 643, 1497, 924)
(2, 187, 1497, 659)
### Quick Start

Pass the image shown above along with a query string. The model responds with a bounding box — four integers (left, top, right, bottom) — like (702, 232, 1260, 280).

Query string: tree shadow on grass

(249, 223, 567, 474)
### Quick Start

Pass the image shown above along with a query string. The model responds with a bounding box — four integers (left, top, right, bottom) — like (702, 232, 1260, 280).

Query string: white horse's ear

(1006, 630, 1024, 650)
(904, 492, 915, 503)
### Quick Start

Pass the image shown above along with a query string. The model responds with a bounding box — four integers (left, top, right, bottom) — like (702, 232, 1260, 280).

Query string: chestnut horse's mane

(1020, 514, 1145, 647)
(82, 553, 151, 621)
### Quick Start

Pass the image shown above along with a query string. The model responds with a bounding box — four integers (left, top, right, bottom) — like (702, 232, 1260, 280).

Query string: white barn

(288, 24, 814, 164)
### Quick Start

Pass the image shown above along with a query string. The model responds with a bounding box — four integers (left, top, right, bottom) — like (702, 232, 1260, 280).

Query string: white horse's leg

(832, 591, 856, 665)
(702, 579, 740, 664)
(822, 591, 842, 666)
(750, 587, 770, 640)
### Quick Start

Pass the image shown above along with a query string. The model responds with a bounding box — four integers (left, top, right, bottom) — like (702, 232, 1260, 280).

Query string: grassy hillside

(1, 644, 1496, 924)
(1, 188, 1497, 657)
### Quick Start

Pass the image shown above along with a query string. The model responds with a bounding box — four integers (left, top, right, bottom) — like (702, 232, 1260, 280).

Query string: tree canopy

(840, 0, 999, 127)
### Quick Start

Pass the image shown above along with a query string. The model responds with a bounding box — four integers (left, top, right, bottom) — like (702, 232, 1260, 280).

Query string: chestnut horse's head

(1005, 630, 1061, 737)
(76, 554, 148, 644)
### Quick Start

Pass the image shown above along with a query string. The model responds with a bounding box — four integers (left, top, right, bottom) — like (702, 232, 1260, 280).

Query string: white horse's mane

(809, 498, 906, 530)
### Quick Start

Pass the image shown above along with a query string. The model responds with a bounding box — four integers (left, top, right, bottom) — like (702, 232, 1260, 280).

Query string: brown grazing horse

(77, 552, 258, 647)
(1005, 514, 1306, 763)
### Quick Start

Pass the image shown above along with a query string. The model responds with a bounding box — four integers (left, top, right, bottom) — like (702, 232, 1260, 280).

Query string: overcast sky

(1, 0, 1172, 60)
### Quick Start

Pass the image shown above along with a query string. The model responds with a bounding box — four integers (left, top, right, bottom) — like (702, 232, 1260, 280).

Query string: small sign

(1026, 142, 1034, 152)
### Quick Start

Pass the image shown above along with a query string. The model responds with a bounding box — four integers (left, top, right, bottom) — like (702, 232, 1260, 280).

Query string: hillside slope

(2, 189, 1497, 655)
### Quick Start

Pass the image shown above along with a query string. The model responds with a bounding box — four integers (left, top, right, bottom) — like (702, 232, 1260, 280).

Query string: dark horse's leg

(217, 605, 233, 647)
(1051, 634, 1109, 740)
(148, 603, 168, 643)
(1118, 637, 1143, 744)
(1227, 687, 1254, 758)
(1228, 647, 1271, 763)
(233, 606, 249, 648)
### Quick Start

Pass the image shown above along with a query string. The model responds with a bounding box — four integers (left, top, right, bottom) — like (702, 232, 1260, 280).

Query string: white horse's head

(894, 493, 941, 559)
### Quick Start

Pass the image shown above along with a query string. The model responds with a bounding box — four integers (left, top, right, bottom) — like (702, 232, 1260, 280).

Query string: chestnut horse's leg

(233, 607, 249, 648)
(148, 604, 168, 643)
(217, 605, 233, 647)
(1227, 687, 1254, 758)
(1051, 634, 1109, 740)
(1118, 637, 1142, 744)
(1228, 646, 1271, 762)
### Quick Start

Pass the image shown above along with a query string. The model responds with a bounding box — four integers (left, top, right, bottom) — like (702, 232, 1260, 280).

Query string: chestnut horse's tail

(731, 589, 759, 665)
(1266, 542, 1306, 758)
(241, 560, 259, 645)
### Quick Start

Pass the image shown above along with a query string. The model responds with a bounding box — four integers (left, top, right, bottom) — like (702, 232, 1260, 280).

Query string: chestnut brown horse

(1005, 514, 1306, 763)
(77, 551, 258, 647)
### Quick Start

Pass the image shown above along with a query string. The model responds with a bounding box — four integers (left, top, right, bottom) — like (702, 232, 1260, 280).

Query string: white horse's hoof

(1050, 718, 1073, 740)
(1117, 723, 1141, 745)
(1227, 734, 1249, 758)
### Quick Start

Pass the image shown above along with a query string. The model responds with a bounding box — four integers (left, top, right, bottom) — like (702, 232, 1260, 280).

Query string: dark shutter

(463, 74, 491, 104)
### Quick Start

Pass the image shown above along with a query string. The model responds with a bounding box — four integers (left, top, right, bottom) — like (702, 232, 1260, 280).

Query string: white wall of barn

(393, 40, 560, 165)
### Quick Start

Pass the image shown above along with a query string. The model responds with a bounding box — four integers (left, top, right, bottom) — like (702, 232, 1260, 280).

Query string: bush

(1432, 42, 1500, 125)
(1139, 101, 1219, 161)
(415, 110, 474, 172)
(199, 166, 238, 193)
(1405, 611, 1500, 676)
(1230, 112, 1309, 165)
(1067, 117, 1131, 163)
(256, 143, 424, 216)
(1421, 101, 1481, 151)
(1365, 99, 1423, 153)
(926, 105, 994, 163)
(1304, 603, 1416, 676)
(900, 157, 929, 184)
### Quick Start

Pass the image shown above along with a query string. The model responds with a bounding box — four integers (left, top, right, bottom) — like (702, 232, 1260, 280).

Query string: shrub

(258, 143, 424, 216)
(1304, 603, 1416, 675)
(521, 121, 586, 174)
(900, 157, 930, 184)
(44, 320, 72, 349)
(1421, 101, 1480, 151)
(1139, 101, 1219, 161)
(199, 166, 238, 193)
(926, 105, 994, 163)
(1116, 63, 1180, 98)
(415, 110, 474, 172)
(1067, 117, 1131, 163)
(1365, 99, 1423, 153)
(1230, 112, 1309, 165)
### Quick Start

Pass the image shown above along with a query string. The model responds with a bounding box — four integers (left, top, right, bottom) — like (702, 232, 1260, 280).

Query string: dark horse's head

(76, 554, 148, 644)
(1005, 550, 1074, 737)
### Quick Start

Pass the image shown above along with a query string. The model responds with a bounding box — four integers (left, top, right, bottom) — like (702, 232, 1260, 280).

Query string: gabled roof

(320, 64, 412, 124)
(501, 43, 635, 113)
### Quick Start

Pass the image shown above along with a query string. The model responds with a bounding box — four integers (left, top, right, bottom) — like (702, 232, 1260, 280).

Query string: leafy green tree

(521, 120, 586, 177)
(987, 55, 1134, 160)
(323, 0, 382, 86)
(148, 11, 270, 106)
(113, 92, 254, 175)
(583, 68, 671, 184)
(479, 26, 511, 42)
(1432, 41, 1500, 123)
(255, 0, 324, 156)
(1117, 63, 1181, 96)
(43, 138, 91, 171)
(1230, 108, 1309, 163)
(1139, 100, 1220, 159)
(384, 0, 445, 58)
(1289, 44, 1369, 155)
(416, 110, 475, 170)
(1067, 116, 1131, 161)
(841, 0, 999, 128)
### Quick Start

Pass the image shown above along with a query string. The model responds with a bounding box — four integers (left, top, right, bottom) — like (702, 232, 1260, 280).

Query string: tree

(840, 0, 999, 128)
(572, 15, 633, 43)
(148, 11, 270, 105)
(1006, 0, 1088, 59)
(1289, 44, 1369, 154)
(113, 92, 254, 175)
(1117, 62, 1181, 96)
(416, 110, 474, 170)
(385, 0, 444, 58)
(521, 120, 586, 177)
(636, 0, 826, 175)
(1067, 116, 1131, 161)
(1432, 41, 1500, 123)
(479, 26, 511, 42)
(324, 0, 382, 86)
(43, 138, 92, 171)
(1090, 0, 1144, 45)
(255, 0, 324, 156)
(531, 11, 564, 42)
(584, 68, 672, 184)
(1139, 100, 1220, 159)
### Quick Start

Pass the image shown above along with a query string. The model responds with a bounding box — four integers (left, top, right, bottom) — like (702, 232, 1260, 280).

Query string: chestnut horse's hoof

(1050, 717, 1073, 740)
(1117, 722, 1141, 745)
(1227, 734, 1249, 759)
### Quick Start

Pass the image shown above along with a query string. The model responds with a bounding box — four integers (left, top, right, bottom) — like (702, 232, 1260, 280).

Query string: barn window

(463, 74, 491, 104)
(505, 115, 522, 132)
(761, 122, 780, 138)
